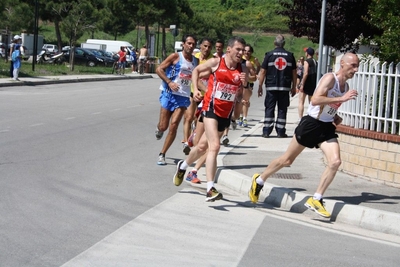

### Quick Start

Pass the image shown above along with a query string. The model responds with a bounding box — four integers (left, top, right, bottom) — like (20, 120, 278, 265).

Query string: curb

(216, 122, 400, 237)
(0, 74, 154, 88)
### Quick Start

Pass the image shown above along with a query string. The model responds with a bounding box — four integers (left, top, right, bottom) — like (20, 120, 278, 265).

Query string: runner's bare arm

(192, 58, 220, 102)
(312, 74, 358, 105)
(156, 53, 180, 91)
(246, 60, 257, 82)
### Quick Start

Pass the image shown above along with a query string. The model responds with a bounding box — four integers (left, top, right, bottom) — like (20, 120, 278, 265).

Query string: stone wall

(334, 125, 400, 188)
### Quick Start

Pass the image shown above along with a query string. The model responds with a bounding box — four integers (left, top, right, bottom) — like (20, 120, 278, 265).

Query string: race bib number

(214, 82, 238, 102)
(323, 104, 338, 117)
(179, 73, 192, 87)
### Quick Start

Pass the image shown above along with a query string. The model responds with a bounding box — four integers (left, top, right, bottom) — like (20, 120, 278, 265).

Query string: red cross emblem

(274, 57, 287, 70)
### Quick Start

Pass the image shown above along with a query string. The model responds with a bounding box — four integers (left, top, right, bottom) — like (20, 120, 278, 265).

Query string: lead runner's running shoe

(173, 160, 186, 186)
(304, 197, 331, 218)
(249, 173, 264, 203)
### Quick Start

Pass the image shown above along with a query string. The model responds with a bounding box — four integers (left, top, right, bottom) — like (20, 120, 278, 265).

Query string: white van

(87, 39, 134, 64)
(86, 39, 134, 54)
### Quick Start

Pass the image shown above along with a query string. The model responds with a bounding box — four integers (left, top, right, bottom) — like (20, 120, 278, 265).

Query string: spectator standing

(130, 48, 138, 73)
(297, 47, 318, 120)
(117, 46, 127, 75)
(138, 44, 148, 73)
(12, 44, 22, 81)
(296, 56, 304, 91)
(9, 35, 23, 78)
(258, 34, 296, 138)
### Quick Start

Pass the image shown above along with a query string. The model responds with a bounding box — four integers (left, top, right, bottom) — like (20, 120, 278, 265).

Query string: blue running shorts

(159, 90, 190, 112)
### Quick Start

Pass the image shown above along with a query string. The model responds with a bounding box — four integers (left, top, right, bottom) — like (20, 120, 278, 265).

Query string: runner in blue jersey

(155, 34, 198, 165)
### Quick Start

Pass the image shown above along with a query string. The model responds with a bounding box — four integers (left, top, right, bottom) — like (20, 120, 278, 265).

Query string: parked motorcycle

(37, 50, 65, 64)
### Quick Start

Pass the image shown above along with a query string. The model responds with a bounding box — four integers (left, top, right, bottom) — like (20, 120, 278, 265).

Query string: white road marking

(61, 189, 266, 266)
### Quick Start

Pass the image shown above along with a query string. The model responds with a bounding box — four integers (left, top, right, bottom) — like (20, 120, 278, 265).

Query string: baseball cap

(13, 35, 22, 40)
(303, 47, 315, 56)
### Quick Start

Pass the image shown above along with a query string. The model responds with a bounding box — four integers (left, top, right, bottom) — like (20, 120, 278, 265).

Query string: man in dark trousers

(257, 34, 296, 138)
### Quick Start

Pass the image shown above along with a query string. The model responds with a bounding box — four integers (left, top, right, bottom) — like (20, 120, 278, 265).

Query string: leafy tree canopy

(278, 0, 382, 52)
(368, 0, 400, 63)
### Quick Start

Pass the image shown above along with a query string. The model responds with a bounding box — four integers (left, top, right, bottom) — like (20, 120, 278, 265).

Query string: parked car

(62, 47, 106, 67)
(42, 44, 58, 53)
(83, 48, 117, 66)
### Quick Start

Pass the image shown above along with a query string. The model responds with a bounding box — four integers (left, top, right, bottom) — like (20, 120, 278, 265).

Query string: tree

(103, 0, 136, 40)
(53, 0, 107, 71)
(39, 1, 68, 52)
(1, 0, 35, 35)
(159, 0, 194, 58)
(278, 0, 381, 51)
(368, 0, 400, 63)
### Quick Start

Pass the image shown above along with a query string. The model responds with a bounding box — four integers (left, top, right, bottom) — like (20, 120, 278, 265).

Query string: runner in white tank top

(248, 53, 360, 219)
(307, 72, 349, 122)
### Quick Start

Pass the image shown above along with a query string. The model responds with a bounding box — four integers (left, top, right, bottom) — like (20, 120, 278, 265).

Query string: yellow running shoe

(249, 173, 264, 203)
(304, 197, 331, 218)
(173, 160, 186, 186)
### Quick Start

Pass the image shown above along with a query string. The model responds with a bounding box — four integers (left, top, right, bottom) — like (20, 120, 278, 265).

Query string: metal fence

(338, 61, 400, 135)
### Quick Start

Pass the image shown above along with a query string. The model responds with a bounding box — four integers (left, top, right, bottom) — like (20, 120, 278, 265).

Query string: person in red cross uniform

(257, 34, 297, 138)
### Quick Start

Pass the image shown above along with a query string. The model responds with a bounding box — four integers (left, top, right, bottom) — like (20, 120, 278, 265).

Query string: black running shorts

(295, 115, 338, 148)
(201, 110, 230, 132)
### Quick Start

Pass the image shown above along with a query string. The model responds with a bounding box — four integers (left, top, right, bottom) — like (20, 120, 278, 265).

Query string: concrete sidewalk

(215, 93, 400, 237)
(1, 74, 399, 238)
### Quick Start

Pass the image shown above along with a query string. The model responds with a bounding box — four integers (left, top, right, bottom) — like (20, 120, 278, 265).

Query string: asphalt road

(0, 79, 399, 266)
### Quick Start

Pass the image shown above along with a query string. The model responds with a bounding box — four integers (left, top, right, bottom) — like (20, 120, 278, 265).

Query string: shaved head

(341, 53, 359, 65)
(339, 52, 360, 79)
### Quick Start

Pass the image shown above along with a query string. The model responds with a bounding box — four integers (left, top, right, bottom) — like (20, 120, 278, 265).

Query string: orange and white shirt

(202, 58, 243, 118)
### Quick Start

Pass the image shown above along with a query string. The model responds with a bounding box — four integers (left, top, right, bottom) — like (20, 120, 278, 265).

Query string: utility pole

(317, 0, 327, 81)
(32, 0, 39, 71)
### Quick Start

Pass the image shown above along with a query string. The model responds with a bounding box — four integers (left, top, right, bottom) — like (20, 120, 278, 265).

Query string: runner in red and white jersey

(172, 36, 249, 202)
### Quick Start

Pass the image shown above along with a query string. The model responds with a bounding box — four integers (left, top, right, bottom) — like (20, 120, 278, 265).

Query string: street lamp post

(317, 0, 327, 81)
(32, 0, 39, 71)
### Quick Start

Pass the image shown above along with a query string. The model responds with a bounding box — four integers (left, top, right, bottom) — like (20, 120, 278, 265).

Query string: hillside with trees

(0, 0, 398, 63)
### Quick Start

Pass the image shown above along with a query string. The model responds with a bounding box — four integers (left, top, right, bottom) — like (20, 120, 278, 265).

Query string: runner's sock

(207, 181, 214, 192)
(313, 193, 322, 200)
(256, 177, 265, 186)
